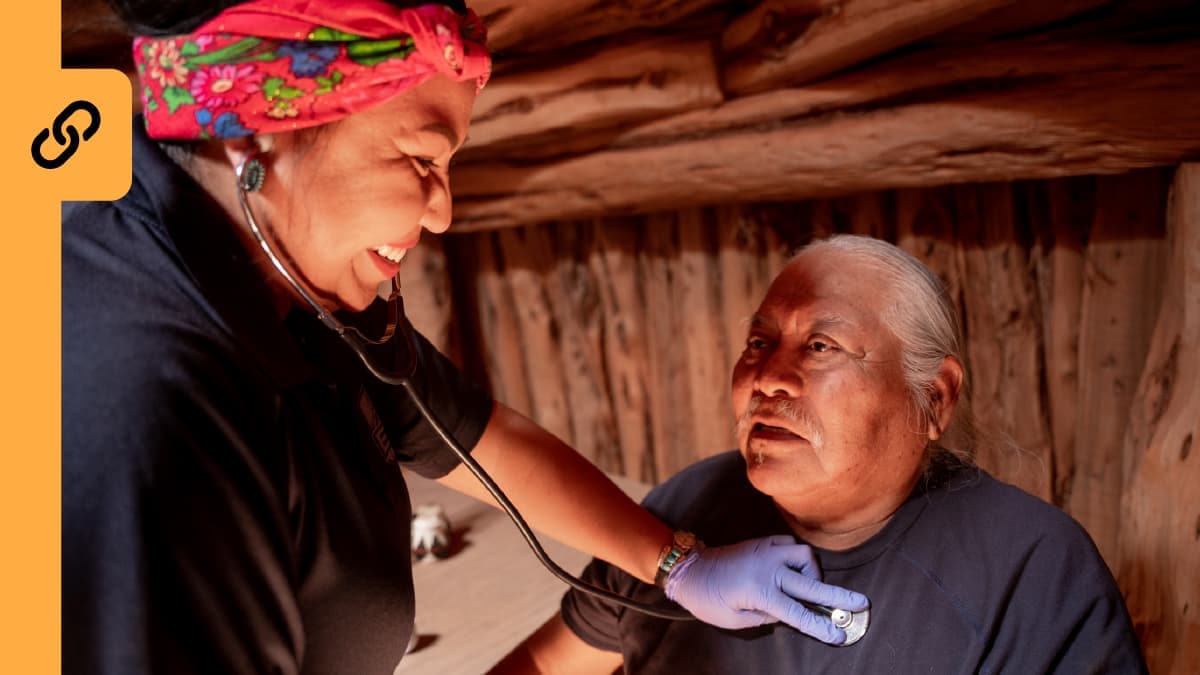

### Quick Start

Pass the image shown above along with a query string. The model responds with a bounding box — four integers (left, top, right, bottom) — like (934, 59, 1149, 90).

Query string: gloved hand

(664, 534, 869, 644)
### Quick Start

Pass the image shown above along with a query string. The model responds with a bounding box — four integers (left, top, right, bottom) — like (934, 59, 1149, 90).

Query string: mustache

(735, 395, 824, 449)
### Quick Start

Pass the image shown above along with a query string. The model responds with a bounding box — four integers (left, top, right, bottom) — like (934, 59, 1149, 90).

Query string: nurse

(62, 1, 867, 672)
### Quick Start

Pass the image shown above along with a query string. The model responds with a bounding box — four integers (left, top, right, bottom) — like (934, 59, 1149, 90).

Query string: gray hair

(792, 235, 977, 470)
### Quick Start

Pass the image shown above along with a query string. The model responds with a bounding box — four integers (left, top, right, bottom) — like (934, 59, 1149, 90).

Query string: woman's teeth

(374, 245, 408, 264)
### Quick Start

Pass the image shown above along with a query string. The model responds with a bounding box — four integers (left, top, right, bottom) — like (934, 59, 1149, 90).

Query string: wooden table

(395, 470, 650, 674)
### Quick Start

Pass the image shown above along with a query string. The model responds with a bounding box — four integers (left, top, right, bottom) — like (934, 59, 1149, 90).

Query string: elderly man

(491, 235, 1146, 674)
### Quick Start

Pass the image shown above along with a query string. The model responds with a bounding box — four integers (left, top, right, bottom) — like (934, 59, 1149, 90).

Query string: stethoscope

(235, 150, 870, 641)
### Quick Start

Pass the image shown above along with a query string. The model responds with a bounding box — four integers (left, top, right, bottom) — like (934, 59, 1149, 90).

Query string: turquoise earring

(237, 153, 266, 193)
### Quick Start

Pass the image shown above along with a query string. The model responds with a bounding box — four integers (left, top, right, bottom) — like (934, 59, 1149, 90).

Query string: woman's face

(253, 74, 476, 311)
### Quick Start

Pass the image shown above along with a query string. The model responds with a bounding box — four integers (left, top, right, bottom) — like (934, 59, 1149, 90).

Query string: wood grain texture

(953, 183, 1053, 500)
(399, 236, 459, 363)
(497, 227, 575, 443)
(451, 41, 1200, 230)
(473, 233, 533, 414)
(641, 214, 694, 482)
(1069, 170, 1169, 567)
(677, 210, 735, 463)
(590, 221, 657, 482)
(1115, 164, 1200, 675)
(722, 0, 1015, 94)
(546, 224, 624, 473)
(1029, 177, 1092, 507)
(469, 0, 723, 53)
(463, 37, 723, 157)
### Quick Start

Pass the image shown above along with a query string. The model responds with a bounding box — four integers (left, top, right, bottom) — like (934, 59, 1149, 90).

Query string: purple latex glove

(664, 534, 870, 644)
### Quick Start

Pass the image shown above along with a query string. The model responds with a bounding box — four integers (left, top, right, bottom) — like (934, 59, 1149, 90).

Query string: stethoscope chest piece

(831, 607, 870, 646)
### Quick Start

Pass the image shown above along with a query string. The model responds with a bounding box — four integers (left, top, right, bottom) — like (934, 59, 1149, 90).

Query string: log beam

(1068, 171, 1168, 565)
(450, 41, 1200, 231)
(470, 0, 723, 54)
(463, 37, 723, 157)
(933, 0, 1114, 42)
(461, 37, 1200, 164)
(1115, 164, 1200, 674)
(721, 0, 1015, 95)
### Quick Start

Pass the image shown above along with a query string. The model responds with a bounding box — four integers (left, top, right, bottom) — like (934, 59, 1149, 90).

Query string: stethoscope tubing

(234, 151, 694, 621)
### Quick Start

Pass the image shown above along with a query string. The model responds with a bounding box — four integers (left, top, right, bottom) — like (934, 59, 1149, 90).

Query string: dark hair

(106, 0, 467, 35)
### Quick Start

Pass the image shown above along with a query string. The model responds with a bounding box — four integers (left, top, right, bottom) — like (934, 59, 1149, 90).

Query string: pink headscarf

(133, 0, 490, 139)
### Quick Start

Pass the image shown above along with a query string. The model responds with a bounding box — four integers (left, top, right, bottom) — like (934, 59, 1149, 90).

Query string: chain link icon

(31, 100, 102, 170)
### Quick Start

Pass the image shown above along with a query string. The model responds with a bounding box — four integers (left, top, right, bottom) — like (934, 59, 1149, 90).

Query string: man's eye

(745, 337, 768, 351)
(808, 340, 835, 353)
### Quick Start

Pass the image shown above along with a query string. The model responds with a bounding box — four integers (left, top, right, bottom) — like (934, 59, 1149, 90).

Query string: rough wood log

(472, 232, 533, 413)
(721, 0, 1016, 95)
(545, 224, 624, 473)
(590, 220, 657, 482)
(450, 40, 1200, 230)
(641, 214, 694, 482)
(496, 227, 575, 443)
(470, 0, 723, 54)
(455, 37, 1199, 164)
(934, 0, 1115, 41)
(1115, 163, 1200, 675)
(1068, 170, 1168, 567)
(463, 37, 723, 157)
(805, 200, 837, 241)
(954, 184, 1053, 501)
(1028, 177, 1093, 507)
(398, 236, 459, 363)
(844, 191, 893, 238)
(677, 210, 735, 462)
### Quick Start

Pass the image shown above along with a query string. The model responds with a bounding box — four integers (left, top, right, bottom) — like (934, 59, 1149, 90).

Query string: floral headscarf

(133, 0, 490, 139)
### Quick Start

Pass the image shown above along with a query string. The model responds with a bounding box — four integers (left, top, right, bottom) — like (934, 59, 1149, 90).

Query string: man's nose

(419, 173, 452, 234)
(754, 346, 804, 398)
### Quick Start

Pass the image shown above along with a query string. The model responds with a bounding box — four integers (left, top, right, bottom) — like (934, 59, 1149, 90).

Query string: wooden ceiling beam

(721, 0, 1017, 96)
(465, 35, 1192, 163)
(471, 0, 725, 54)
(931, 0, 1115, 42)
(449, 40, 1200, 230)
(462, 37, 723, 157)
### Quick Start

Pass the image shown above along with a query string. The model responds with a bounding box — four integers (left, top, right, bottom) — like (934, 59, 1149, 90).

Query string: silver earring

(237, 152, 266, 193)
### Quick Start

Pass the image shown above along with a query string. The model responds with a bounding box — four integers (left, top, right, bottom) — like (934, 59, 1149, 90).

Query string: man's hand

(664, 535, 869, 644)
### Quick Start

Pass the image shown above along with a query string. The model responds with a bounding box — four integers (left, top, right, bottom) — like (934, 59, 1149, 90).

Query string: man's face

(730, 251, 929, 534)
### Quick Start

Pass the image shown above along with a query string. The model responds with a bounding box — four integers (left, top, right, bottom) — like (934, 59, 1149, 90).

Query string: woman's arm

(438, 401, 869, 643)
(487, 616, 621, 675)
(437, 402, 668, 584)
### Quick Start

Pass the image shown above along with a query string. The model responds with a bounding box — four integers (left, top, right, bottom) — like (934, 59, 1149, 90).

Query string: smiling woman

(227, 75, 475, 311)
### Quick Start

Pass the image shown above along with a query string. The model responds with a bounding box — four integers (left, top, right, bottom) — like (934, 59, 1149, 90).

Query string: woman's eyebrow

(420, 123, 463, 151)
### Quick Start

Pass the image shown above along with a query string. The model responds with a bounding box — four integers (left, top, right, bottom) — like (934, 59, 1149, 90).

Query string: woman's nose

(419, 173, 452, 234)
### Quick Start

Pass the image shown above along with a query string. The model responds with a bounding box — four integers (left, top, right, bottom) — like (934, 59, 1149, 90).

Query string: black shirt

(62, 120, 493, 674)
(563, 451, 1147, 674)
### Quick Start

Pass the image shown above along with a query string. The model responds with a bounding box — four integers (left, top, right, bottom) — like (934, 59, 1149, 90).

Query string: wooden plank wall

(401, 166, 1196, 669)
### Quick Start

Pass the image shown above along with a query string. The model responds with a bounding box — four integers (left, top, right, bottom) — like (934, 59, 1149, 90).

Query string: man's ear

(926, 356, 964, 442)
